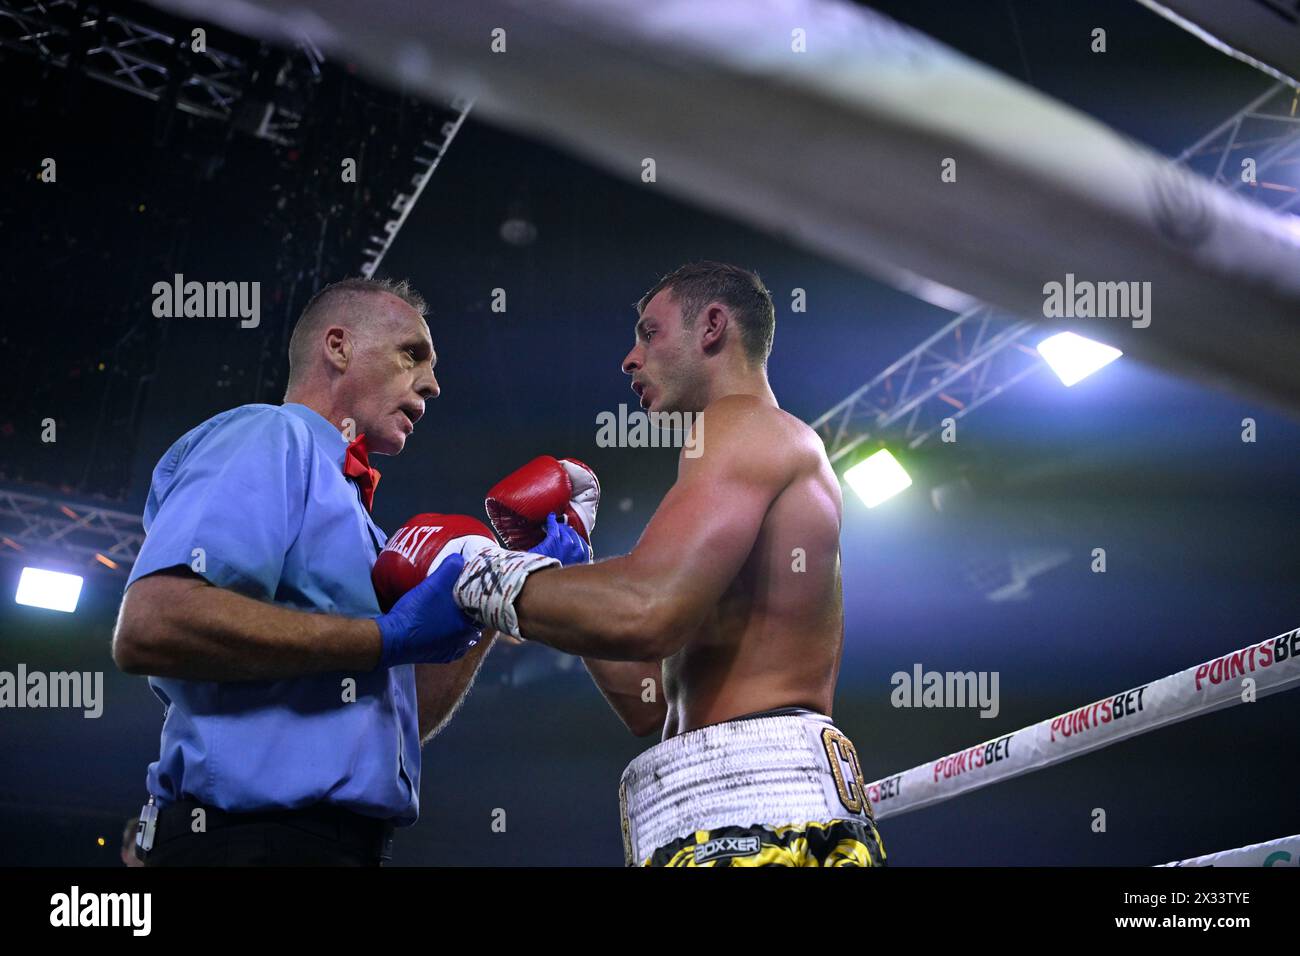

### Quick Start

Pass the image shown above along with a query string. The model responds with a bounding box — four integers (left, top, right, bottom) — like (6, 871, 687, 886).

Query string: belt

(140, 797, 396, 863)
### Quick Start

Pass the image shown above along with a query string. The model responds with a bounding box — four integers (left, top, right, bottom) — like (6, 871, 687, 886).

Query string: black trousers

(141, 799, 396, 867)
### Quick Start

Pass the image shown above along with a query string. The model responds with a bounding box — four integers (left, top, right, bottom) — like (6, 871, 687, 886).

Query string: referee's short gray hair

(287, 277, 428, 386)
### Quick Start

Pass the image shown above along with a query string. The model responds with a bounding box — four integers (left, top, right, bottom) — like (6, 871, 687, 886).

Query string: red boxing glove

(372, 513, 498, 613)
(484, 456, 601, 550)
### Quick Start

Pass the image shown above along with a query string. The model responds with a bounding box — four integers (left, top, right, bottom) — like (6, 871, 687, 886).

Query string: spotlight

(1037, 331, 1122, 386)
(15, 567, 84, 613)
(844, 449, 912, 508)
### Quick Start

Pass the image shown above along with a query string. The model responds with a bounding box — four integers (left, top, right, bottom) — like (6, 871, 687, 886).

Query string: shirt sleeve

(127, 408, 313, 600)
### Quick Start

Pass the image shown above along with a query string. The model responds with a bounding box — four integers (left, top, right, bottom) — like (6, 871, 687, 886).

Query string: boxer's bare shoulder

(686, 394, 833, 482)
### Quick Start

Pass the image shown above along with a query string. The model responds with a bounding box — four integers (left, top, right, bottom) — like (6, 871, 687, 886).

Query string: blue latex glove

(374, 553, 481, 667)
(530, 513, 592, 566)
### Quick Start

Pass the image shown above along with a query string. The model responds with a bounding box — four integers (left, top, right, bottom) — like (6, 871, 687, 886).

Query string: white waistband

(617, 711, 871, 865)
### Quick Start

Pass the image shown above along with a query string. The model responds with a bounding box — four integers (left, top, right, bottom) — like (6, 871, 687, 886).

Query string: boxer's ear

(698, 303, 729, 353)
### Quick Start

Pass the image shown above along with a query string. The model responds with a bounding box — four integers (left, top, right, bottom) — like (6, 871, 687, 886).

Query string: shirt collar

(280, 402, 350, 465)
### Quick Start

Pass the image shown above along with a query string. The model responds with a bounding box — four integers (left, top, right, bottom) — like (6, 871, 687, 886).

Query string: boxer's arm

(514, 397, 795, 660)
(582, 658, 666, 736)
(415, 633, 497, 743)
(113, 567, 384, 680)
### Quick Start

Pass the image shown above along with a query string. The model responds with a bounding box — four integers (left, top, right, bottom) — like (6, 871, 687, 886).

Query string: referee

(113, 277, 489, 866)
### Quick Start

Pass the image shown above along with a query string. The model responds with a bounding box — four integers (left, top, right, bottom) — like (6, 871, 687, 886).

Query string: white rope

(1158, 833, 1300, 867)
(867, 627, 1300, 820)
(145, 0, 1300, 414)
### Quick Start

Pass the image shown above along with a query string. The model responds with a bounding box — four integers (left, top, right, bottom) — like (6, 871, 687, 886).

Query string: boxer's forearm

(514, 559, 684, 661)
(114, 568, 383, 680)
(415, 633, 496, 743)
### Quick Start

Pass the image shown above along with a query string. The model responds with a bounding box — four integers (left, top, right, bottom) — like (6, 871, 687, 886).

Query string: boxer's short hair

(288, 277, 427, 383)
(638, 261, 775, 366)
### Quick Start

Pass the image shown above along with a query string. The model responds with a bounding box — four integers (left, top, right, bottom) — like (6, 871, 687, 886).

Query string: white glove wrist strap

(454, 546, 559, 639)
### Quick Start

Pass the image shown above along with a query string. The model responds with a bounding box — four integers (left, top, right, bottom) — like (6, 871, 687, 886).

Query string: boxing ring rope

(1160, 834, 1300, 868)
(862, 627, 1300, 863)
(866, 627, 1300, 826)
(146, 0, 1300, 416)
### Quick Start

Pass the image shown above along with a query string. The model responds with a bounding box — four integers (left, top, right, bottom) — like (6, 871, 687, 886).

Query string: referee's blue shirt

(126, 402, 421, 824)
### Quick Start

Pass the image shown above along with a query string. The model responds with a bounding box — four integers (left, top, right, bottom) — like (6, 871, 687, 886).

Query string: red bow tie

(343, 434, 382, 511)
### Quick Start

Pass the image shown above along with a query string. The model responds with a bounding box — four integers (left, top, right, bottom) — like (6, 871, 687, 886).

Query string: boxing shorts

(618, 706, 887, 867)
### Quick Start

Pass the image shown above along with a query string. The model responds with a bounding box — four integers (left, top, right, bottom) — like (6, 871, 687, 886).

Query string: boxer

(458, 261, 886, 867)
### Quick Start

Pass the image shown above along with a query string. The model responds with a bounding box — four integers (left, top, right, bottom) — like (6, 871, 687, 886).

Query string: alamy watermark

(50, 886, 150, 935)
(1043, 273, 1150, 329)
(151, 273, 260, 328)
(596, 404, 703, 458)
(0, 664, 103, 718)
(891, 664, 1000, 719)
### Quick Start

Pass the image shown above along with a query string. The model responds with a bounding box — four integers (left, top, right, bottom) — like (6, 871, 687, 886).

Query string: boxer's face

(338, 292, 439, 455)
(623, 289, 706, 414)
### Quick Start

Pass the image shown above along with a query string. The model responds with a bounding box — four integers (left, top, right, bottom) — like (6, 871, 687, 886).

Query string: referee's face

(345, 293, 439, 455)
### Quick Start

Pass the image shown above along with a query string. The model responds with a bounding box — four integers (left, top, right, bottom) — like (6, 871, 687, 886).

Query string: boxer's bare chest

(660, 471, 843, 730)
